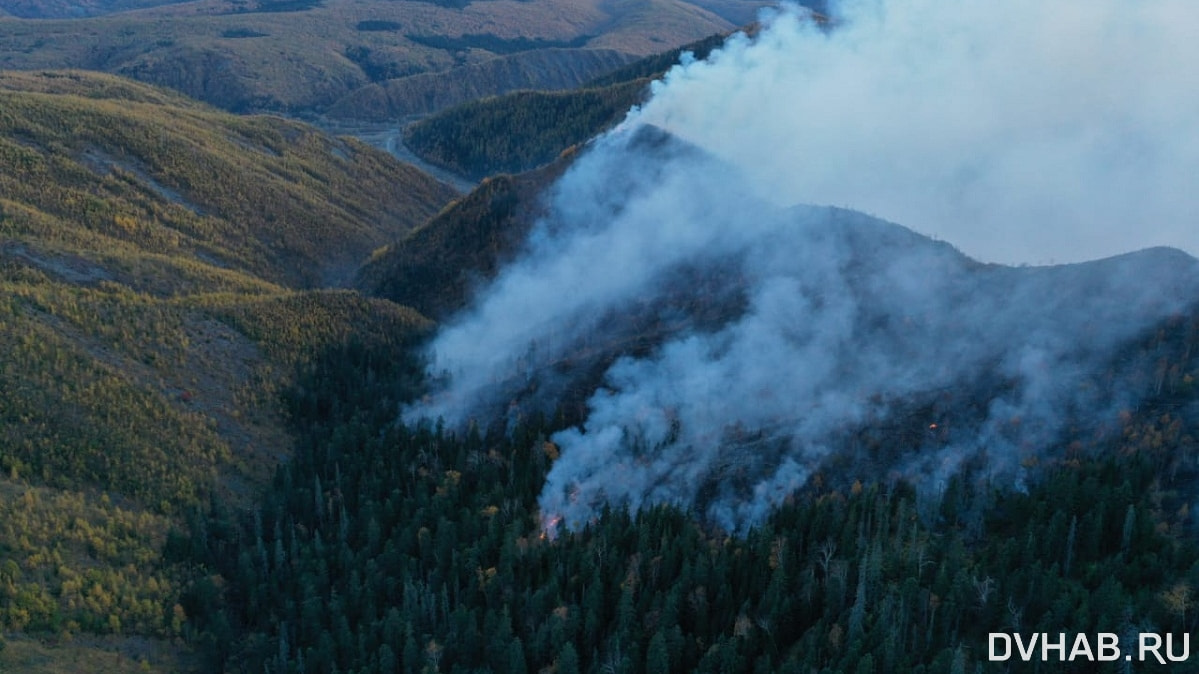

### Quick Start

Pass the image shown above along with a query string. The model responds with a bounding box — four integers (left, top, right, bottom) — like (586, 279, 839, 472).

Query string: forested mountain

(324, 48, 638, 122)
(0, 0, 188, 18)
(401, 33, 728, 179)
(0, 0, 766, 113)
(357, 159, 570, 320)
(188, 230, 1199, 672)
(0, 70, 451, 671)
(1, 8, 1198, 674)
(338, 123, 1199, 673)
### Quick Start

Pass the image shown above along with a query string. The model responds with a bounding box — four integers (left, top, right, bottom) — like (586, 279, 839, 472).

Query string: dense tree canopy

(177, 315, 1199, 673)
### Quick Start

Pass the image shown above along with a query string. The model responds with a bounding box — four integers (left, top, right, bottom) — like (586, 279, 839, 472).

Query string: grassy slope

(0, 71, 444, 669)
(0, 0, 738, 113)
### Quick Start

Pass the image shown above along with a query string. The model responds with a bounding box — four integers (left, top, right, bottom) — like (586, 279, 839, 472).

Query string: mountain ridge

(0, 0, 766, 113)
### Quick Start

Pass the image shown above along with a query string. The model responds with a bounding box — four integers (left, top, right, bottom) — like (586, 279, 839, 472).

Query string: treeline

(177, 329, 1199, 673)
(357, 169, 558, 320)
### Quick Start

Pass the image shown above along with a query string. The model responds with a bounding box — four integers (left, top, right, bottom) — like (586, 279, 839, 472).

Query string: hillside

(213, 180, 1199, 673)
(1, 57, 1196, 674)
(357, 157, 571, 320)
(0, 70, 455, 287)
(324, 47, 637, 121)
(0, 67, 451, 501)
(0, 71, 448, 671)
(0, 0, 188, 18)
(401, 32, 729, 179)
(0, 0, 766, 113)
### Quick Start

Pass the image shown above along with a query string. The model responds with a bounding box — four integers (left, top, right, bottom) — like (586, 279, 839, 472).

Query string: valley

(1, 2, 1198, 673)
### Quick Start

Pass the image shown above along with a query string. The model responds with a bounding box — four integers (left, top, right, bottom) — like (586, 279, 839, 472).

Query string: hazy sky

(631, 0, 1199, 265)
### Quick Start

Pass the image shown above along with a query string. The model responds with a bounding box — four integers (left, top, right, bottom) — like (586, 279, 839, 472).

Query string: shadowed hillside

(357, 158, 570, 319)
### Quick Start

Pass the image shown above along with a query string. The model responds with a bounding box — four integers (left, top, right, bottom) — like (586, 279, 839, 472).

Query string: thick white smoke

(407, 1, 1199, 532)
(636, 0, 1199, 264)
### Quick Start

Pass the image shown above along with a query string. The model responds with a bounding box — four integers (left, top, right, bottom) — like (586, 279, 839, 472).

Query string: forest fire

(540, 513, 563, 541)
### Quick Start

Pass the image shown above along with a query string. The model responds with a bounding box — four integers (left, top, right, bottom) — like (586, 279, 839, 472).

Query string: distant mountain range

(0, 0, 776, 114)
(0, 0, 186, 18)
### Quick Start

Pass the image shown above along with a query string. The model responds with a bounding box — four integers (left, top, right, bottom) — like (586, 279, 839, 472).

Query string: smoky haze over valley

(406, 1, 1199, 532)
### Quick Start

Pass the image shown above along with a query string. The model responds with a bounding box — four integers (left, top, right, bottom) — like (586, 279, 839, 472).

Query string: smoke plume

(637, 0, 1199, 265)
(406, 1, 1199, 532)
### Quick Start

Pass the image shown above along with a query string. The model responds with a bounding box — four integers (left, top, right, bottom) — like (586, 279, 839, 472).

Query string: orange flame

(540, 513, 564, 541)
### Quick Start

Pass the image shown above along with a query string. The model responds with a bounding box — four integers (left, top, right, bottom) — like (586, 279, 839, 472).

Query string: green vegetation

(0, 70, 454, 288)
(0, 71, 451, 670)
(358, 164, 568, 318)
(405, 32, 593, 55)
(404, 81, 647, 179)
(402, 32, 728, 179)
(0, 480, 180, 637)
(0, 0, 737, 114)
(0, 66, 449, 508)
(3, 16, 1195, 674)
(176, 303, 1199, 673)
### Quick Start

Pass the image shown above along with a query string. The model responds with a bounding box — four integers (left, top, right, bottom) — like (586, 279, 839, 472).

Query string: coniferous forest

(175, 321, 1199, 674)
(2, 4, 1199, 673)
